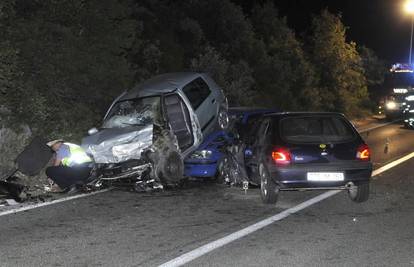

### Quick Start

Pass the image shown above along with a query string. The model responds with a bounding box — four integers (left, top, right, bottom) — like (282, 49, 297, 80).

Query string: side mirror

(88, 127, 99, 135)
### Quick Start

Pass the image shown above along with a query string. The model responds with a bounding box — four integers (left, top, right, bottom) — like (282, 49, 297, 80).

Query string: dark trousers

(46, 165, 91, 189)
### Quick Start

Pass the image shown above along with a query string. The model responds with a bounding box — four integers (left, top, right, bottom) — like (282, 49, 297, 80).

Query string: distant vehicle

(82, 72, 228, 191)
(247, 112, 372, 204)
(383, 63, 414, 119)
(383, 93, 407, 119)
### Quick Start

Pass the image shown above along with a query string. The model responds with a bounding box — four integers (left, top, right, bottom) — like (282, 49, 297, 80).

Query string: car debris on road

(0, 136, 52, 201)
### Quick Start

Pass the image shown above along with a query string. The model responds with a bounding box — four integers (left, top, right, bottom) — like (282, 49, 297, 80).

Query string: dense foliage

(0, 0, 385, 140)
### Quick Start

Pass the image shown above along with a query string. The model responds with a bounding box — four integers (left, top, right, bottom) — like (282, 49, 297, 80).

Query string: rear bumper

(268, 161, 372, 189)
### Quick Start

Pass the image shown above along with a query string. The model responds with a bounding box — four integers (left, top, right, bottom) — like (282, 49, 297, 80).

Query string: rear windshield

(280, 115, 356, 144)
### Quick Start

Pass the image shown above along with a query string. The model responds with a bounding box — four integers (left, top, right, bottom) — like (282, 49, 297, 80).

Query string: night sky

(234, 0, 412, 64)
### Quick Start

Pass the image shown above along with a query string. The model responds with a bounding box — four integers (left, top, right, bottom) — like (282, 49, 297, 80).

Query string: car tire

(157, 150, 184, 185)
(259, 163, 279, 204)
(348, 183, 369, 203)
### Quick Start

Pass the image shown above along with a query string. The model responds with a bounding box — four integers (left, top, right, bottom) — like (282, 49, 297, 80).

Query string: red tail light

(272, 148, 291, 165)
(356, 144, 370, 161)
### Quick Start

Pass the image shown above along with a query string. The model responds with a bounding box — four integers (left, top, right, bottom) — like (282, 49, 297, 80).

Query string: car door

(246, 118, 272, 183)
(163, 93, 194, 152)
(182, 77, 217, 135)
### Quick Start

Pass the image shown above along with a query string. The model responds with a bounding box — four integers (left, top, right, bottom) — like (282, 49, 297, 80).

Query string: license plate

(307, 172, 344, 181)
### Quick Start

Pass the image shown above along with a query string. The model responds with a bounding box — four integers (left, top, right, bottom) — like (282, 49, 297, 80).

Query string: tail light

(356, 144, 370, 161)
(272, 148, 291, 165)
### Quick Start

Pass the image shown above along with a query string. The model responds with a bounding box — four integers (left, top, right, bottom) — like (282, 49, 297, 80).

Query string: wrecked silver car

(82, 72, 228, 190)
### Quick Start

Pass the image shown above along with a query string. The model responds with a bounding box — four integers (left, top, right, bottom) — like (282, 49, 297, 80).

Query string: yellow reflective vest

(61, 142, 93, 167)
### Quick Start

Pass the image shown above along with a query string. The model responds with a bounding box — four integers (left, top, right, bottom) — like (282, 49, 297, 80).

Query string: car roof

(229, 107, 279, 115)
(120, 72, 205, 100)
(229, 107, 280, 124)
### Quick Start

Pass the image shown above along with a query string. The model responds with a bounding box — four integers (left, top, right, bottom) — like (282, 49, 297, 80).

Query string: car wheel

(348, 183, 369, 203)
(259, 163, 279, 204)
(158, 150, 184, 185)
(217, 109, 229, 130)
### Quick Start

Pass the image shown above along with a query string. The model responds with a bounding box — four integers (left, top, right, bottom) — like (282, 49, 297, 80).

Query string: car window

(280, 115, 356, 144)
(182, 77, 211, 110)
(164, 94, 194, 150)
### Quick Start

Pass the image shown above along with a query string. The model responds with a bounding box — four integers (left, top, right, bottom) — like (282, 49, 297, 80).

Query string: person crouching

(45, 140, 93, 193)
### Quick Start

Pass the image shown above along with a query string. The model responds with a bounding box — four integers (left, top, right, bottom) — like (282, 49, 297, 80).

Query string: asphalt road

(0, 121, 413, 267)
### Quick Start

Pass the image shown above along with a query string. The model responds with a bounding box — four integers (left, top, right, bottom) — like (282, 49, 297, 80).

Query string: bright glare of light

(386, 101, 397, 110)
(405, 0, 414, 14)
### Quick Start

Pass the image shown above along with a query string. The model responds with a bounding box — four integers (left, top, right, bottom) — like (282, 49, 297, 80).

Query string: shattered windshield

(102, 96, 161, 128)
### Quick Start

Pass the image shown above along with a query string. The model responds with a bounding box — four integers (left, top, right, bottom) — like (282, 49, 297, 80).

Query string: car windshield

(102, 96, 161, 128)
(280, 115, 356, 144)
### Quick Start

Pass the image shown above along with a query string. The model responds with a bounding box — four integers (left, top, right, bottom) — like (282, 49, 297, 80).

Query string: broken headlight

(189, 149, 213, 159)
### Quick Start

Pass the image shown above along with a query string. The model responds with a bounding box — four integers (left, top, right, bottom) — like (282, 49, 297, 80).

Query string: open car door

(164, 94, 194, 151)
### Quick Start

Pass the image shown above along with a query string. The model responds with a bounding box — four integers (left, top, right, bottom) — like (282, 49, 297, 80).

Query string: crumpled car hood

(81, 125, 153, 164)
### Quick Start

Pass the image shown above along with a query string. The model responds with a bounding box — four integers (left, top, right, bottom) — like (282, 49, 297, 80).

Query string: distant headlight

(386, 101, 397, 110)
(190, 150, 213, 159)
(409, 110, 414, 113)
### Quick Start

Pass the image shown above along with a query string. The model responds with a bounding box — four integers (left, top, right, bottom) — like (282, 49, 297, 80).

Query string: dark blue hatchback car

(247, 112, 372, 204)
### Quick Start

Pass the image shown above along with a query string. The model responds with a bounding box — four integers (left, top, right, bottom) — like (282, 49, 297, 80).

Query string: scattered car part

(0, 136, 52, 201)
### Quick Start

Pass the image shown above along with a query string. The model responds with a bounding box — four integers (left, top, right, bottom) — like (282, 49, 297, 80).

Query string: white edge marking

(159, 151, 414, 267)
(372, 152, 414, 177)
(0, 189, 111, 217)
(158, 190, 340, 267)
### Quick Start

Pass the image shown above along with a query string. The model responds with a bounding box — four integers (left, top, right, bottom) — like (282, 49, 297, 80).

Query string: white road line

(372, 152, 414, 177)
(159, 151, 414, 267)
(0, 189, 111, 217)
(359, 119, 400, 133)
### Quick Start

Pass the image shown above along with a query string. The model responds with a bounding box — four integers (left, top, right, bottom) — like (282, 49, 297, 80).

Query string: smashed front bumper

(95, 159, 151, 180)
